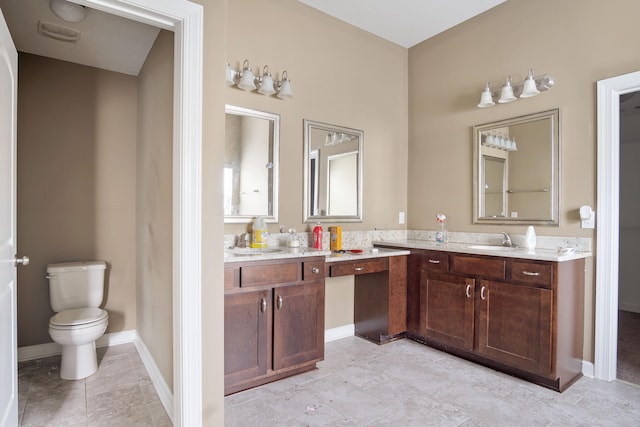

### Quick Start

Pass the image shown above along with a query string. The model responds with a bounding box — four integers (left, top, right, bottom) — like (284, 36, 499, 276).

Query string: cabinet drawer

(450, 255, 505, 280)
(303, 260, 325, 280)
(329, 258, 388, 277)
(240, 262, 298, 287)
(420, 251, 449, 272)
(510, 261, 553, 288)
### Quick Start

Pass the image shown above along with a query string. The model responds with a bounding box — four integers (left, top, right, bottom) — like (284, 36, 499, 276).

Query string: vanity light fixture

(324, 132, 355, 146)
(481, 131, 518, 151)
(477, 69, 554, 108)
(226, 60, 293, 99)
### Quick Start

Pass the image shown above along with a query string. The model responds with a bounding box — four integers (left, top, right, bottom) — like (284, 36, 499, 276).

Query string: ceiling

(297, 0, 507, 48)
(0, 0, 160, 75)
(0, 0, 507, 76)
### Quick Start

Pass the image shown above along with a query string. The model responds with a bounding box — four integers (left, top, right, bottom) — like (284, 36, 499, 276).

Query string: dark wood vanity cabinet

(394, 247, 584, 392)
(328, 255, 407, 344)
(224, 257, 325, 395)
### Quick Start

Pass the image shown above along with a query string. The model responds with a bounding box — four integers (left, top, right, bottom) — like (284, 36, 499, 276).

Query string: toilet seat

(49, 307, 108, 327)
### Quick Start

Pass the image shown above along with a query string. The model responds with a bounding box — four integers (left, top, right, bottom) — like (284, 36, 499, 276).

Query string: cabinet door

(478, 280, 553, 377)
(224, 289, 270, 389)
(273, 282, 325, 370)
(420, 271, 475, 350)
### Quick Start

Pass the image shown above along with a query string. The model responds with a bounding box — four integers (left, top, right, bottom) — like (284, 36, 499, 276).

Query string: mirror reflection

(303, 120, 363, 222)
(224, 105, 279, 223)
(473, 109, 560, 225)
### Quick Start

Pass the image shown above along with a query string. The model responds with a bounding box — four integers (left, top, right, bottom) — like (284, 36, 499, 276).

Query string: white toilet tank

(47, 261, 107, 312)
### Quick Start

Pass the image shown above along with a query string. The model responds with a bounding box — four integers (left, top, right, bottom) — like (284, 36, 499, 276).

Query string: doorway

(595, 70, 640, 382)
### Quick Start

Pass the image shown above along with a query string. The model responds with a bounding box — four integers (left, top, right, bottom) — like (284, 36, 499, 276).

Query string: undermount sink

(231, 247, 283, 256)
(467, 244, 520, 251)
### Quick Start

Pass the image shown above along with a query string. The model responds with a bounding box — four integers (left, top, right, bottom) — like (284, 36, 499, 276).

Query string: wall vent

(37, 20, 81, 43)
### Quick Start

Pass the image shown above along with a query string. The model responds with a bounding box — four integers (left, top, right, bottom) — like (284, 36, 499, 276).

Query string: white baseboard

(582, 360, 595, 378)
(17, 329, 137, 362)
(134, 333, 174, 423)
(619, 303, 640, 314)
(325, 324, 355, 342)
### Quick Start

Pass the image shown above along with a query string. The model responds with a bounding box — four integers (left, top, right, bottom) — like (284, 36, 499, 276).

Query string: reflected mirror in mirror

(473, 108, 560, 225)
(224, 105, 279, 223)
(303, 120, 363, 222)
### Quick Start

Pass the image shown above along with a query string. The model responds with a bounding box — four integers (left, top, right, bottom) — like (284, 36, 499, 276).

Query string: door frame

(76, 0, 203, 424)
(595, 70, 640, 381)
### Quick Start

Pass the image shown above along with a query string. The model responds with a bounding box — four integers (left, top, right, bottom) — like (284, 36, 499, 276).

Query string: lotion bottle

(525, 226, 536, 250)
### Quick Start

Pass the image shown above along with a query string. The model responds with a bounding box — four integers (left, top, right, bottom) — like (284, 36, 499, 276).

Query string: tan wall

(198, 0, 227, 424)
(224, 0, 409, 235)
(136, 30, 174, 389)
(16, 54, 137, 347)
(407, 0, 640, 361)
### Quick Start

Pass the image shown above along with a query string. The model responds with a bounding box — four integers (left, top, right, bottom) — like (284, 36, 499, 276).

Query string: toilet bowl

(46, 260, 109, 380)
(49, 307, 109, 380)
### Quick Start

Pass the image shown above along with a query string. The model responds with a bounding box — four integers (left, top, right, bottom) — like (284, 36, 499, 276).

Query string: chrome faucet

(501, 232, 513, 247)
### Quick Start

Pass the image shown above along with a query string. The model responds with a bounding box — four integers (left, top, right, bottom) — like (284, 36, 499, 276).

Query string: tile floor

(17, 343, 171, 426)
(618, 310, 640, 385)
(225, 336, 640, 426)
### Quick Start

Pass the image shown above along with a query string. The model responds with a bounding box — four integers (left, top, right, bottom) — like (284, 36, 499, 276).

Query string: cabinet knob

(428, 259, 440, 264)
(465, 284, 472, 298)
(260, 297, 267, 313)
(277, 295, 283, 310)
(311, 267, 320, 274)
(354, 267, 365, 271)
(481, 286, 487, 300)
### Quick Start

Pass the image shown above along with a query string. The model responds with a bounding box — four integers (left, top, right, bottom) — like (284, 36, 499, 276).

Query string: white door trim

(77, 1, 203, 425)
(595, 70, 640, 381)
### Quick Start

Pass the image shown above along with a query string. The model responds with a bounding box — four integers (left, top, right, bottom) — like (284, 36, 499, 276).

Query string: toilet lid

(50, 307, 108, 326)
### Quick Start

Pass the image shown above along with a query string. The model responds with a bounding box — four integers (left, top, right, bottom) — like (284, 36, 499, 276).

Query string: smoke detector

(49, 0, 86, 23)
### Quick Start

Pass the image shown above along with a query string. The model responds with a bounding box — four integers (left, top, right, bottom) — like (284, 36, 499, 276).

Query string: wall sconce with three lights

(477, 69, 554, 108)
(226, 60, 293, 99)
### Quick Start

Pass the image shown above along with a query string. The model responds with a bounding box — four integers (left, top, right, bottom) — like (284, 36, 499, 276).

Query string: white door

(0, 8, 19, 427)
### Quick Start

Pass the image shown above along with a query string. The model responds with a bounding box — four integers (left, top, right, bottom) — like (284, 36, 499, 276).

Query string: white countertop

(223, 246, 410, 263)
(374, 239, 592, 262)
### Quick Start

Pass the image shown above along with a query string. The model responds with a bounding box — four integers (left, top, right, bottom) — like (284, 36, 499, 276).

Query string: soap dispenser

(525, 226, 536, 250)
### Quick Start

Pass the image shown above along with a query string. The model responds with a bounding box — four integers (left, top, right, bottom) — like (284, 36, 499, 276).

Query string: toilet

(47, 261, 109, 380)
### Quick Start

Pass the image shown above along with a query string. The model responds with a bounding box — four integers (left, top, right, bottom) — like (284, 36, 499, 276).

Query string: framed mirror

(303, 120, 363, 222)
(224, 105, 279, 223)
(473, 108, 560, 225)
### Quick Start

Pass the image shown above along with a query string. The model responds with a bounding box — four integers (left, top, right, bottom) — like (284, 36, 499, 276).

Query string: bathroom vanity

(376, 241, 588, 392)
(223, 253, 327, 395)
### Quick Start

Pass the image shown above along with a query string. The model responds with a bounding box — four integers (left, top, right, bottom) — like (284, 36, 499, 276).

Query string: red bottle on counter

(312, 223, 323, 249)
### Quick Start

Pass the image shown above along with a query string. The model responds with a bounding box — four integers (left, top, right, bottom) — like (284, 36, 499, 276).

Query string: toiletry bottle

(329, 226, 342, 252)
(525, 226, 536, 250)
(251, 216, 268, 249)
(312, 223, 323, 249)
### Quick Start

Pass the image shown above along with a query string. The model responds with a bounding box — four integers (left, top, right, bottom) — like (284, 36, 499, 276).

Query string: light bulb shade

(277, 71, 293, 99)
(258, 75, 275, 95)
(498, 76, 517, 103)
(520, 77, 540, 98)
(477, 82, 495, 108)
(237, 69, 256, 91)
(258, 66, 276, 95)
(225, 63, 236, 86)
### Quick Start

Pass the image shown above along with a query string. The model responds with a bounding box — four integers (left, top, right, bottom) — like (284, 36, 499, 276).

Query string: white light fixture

(477, 82, 495, 108)
(49, 0, 86, 23)
(498, 76, 517, 104)
(325, 132, 355, 146)
(481, 131, 518, 151)
(477, 69, 554, 108)
(226, 60, 293, 99)
(520, 68, 541, 98)
(257, 66, 276, 96)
